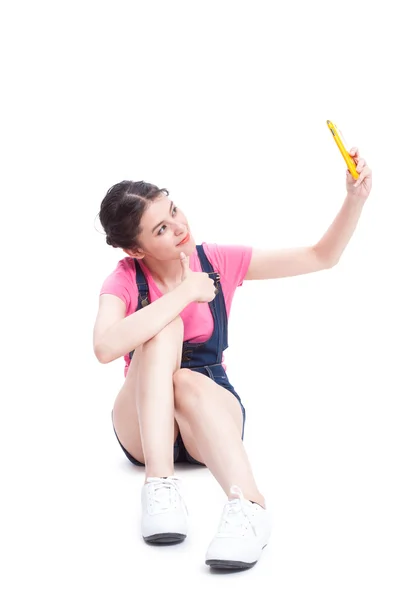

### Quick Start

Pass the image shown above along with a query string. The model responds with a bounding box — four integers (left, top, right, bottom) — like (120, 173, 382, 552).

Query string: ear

(123, 247, 145, 259)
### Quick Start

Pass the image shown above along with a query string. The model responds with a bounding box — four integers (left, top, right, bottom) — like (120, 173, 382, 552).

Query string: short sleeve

(99, 258, 137, 315)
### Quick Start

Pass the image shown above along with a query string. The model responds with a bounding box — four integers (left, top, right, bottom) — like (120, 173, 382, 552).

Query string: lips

(177, 233, 190, 246)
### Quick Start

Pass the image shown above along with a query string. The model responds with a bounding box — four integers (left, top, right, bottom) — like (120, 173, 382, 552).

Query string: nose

(174, 221, 186, 235)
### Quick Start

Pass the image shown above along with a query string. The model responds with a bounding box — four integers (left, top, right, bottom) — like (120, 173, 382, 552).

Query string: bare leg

(112, 317, 184, 478)
(173, 369, 265, 507)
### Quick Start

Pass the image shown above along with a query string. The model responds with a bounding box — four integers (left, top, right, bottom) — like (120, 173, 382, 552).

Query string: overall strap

(133, 259, 150, 308)
(196, 244, 221, 290)
(196, 244, 227, 353)
(196, 244, 213, 273)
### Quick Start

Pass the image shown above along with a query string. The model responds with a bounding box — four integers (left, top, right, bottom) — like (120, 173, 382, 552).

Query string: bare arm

(94, 252, 216, 364)
(245, 148, 372, 281)
(93, 282, 193, 364)
(245, 194, 366, 280)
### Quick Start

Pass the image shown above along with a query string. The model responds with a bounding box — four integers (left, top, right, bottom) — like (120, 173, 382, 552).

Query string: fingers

(349, 147, 361, 166)
(180, 252, 190, 278)
(349, 147, 368, 168)
(347, 147, 370, 186)
(356, 158, 366, 173)
(353, 165, 371, 187)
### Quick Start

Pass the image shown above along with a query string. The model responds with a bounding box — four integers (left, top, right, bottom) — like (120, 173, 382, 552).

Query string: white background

(1, 1, 399, 598)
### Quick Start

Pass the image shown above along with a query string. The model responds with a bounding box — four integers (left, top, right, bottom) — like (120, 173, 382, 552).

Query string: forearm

(314, 194, 366, 266)
(98, 283, 193, 363)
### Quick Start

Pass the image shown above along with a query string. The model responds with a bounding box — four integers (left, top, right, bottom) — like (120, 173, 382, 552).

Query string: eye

(157, 206, 178, 235)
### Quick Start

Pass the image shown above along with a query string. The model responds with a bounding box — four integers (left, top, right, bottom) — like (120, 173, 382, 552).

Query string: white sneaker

(205, 485, 272, 569)
(141, 476, 188, 544)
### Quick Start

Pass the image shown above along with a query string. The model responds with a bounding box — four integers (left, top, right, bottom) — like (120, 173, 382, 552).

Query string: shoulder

(200, 242, 253, 288)
(102, 257, 136, 283)
(99, 257, 137, 312)
(201, 242, 252, 269)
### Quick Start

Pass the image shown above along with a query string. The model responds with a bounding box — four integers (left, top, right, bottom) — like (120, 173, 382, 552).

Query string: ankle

(249, 498, 266, 509)
(228, 489, 266, 509)
(244, 491, 265, 508)
(145, 473, 174, 483)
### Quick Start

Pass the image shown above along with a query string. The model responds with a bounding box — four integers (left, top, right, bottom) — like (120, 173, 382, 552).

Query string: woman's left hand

(346, 147, 372, 201)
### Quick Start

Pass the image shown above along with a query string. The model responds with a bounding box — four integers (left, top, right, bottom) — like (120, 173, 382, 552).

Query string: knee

(142, 316, 184, 352)
(173, 367, 195, 389)
(173, 369, 200, 412)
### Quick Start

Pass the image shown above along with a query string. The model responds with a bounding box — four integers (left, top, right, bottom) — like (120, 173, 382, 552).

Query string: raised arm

(245, 147, 372, 281)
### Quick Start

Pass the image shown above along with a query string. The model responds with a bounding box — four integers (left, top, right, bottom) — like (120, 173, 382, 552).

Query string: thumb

(180, 252, 190, 279)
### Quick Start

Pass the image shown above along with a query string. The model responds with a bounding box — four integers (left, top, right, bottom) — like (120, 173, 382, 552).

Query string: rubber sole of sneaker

(144, 533, 186, 544)
(206, 542, 268, 569)
(205, 559, 256, 570)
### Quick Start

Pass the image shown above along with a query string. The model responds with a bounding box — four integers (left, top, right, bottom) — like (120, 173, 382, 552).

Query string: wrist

(345, 192, 367, 207)
(176, 279, 194, 304)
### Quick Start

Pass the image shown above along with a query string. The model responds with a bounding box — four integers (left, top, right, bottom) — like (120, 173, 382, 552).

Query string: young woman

(93, 147, 372, 570)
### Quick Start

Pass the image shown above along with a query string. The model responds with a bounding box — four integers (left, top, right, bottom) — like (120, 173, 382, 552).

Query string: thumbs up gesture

(179, 252, 217, 303)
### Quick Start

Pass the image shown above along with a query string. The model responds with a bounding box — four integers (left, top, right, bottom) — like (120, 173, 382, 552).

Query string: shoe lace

(146, 477, 188, 515)
(218, 485, 254, 537)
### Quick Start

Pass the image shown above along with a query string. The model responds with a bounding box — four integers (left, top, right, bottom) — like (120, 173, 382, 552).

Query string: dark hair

(98, 180, 169, 250)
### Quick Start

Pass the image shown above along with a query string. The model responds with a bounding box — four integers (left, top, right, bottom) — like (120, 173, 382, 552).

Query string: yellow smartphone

(326, 120, 359, 180)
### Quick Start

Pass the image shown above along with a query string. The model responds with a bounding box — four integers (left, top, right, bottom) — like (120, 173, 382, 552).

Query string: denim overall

(113, 244, 246, 466)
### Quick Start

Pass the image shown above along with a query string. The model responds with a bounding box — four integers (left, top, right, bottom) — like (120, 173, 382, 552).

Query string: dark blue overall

(113, 244, 246, 466)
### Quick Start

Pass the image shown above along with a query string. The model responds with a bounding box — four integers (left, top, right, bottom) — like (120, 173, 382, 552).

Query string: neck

(141, 255, 183, 287)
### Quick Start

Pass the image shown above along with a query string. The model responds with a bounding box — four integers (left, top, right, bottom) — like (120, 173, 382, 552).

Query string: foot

(205, 485, 272, 569)
(141, 476, 188, 544)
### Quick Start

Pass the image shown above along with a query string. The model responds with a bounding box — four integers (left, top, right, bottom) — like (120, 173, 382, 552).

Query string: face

(128, 194, 195, 260)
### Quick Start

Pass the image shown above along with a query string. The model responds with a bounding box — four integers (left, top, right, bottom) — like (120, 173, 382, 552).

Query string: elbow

(329, 257, 340, 269)
(324, 256, 339, 269)
(313, 246, 339, 270)
(326, 252, 342, 269)
(94, 343, 113, 364)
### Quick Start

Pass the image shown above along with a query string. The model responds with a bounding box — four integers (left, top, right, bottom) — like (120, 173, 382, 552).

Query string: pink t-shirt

(100, 243, 252, 376)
